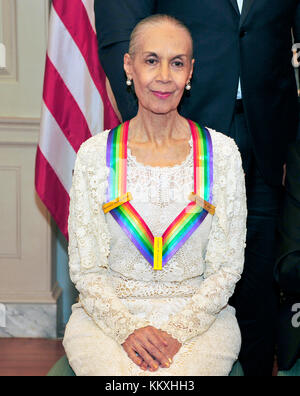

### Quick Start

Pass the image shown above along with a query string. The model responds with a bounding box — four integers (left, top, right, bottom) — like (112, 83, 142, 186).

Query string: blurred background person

(275, 137, 300, 374)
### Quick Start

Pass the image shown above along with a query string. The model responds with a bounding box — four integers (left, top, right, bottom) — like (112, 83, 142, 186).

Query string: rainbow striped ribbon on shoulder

(103, 120, 213, 270)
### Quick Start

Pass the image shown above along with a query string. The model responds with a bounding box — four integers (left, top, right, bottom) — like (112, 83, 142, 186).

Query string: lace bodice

(68, 127, 247, 345)
(107, 135, 211, 288)
(127, 135, 194, 207)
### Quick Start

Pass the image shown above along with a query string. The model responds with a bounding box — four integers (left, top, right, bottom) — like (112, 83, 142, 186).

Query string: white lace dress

(63, 127, 247, 376)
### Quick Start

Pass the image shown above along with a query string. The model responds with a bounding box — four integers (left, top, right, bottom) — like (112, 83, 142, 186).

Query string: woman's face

(124, 22, 194, 116)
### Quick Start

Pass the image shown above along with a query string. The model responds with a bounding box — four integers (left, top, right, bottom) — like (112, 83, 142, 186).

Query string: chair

(229, 360, 244, 376)
(277, 359, 300, 376)
(47, 355, 76, 376)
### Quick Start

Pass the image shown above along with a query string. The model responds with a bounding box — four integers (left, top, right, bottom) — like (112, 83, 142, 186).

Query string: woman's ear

(124, 53, 133, 80)
(189, 58, 195, 81)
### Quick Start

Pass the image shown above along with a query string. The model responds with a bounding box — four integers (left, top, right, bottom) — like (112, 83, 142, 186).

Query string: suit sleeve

(275, 142, 300, 296)
(94, 0, 156, 121)
(293, 1, 300, 86)
(293, 0, 300, 43)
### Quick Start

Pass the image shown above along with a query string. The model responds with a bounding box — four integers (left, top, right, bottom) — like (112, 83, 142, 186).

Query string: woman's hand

(160, 330, 182, 361)
(122, 326, 173, 371)
(122, 326, 181, 372)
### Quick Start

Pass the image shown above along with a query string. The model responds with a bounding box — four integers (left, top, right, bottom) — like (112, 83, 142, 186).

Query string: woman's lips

(152, 91, 173, 99)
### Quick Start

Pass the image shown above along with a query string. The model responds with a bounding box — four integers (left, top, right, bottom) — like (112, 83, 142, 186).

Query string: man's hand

(283, 163, 287, 186)
(122, 326, 181, 372)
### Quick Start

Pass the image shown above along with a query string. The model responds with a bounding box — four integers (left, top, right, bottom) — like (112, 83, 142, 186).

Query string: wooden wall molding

(0, 0, 17, 80)
(0, 117, 57, 304)
(0, 165, 21, 259)
(0, 117, 40, 146)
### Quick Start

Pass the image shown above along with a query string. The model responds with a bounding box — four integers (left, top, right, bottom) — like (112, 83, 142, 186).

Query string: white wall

(0, 0, 59, 319)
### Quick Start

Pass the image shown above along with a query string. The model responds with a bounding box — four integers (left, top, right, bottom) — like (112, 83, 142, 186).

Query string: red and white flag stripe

(35, 0, 119, 239)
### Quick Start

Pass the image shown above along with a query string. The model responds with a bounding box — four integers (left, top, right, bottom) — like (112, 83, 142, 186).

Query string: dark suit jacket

(274, 140, 300, 370)
(275, 141, 300, 296)
(94, 0, 300, 186)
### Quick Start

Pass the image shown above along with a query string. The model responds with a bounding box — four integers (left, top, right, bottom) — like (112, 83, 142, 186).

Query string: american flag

(35, 0, 119, 239)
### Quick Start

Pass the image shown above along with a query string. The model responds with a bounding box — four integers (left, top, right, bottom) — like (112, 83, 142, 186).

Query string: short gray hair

(128, 14, 194, 59)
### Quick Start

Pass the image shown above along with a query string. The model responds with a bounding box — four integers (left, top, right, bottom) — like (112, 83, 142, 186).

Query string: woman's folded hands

(122, 326, 182, 372)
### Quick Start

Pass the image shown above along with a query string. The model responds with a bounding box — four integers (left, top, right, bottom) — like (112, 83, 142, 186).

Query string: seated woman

(63, 14, 247, 376)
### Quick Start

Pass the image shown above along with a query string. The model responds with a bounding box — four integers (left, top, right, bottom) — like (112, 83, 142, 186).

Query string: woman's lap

(63, 303, 241, 376)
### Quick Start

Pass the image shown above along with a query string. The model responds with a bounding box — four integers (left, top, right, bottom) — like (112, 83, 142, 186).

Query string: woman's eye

(146, 58, 158, 65)
(173, 61, 184, 67)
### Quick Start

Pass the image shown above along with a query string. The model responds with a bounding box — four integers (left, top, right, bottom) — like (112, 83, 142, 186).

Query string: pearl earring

(126, 78, 132, 86)
(185, 81, 191, 91)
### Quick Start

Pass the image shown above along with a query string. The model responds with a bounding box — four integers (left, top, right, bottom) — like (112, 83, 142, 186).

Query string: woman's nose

(157, 61, 171, 83)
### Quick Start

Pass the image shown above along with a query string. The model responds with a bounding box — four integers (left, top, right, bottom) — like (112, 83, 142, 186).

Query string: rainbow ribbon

(103, 120, 213, 270)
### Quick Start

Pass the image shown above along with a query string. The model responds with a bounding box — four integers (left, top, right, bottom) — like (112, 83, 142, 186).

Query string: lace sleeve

(160, 138, 247, 344)
(68, 139, 150, 345)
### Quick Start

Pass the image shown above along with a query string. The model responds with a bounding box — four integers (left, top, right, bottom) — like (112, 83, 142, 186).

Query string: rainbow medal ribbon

(102, 120, 214, 270)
